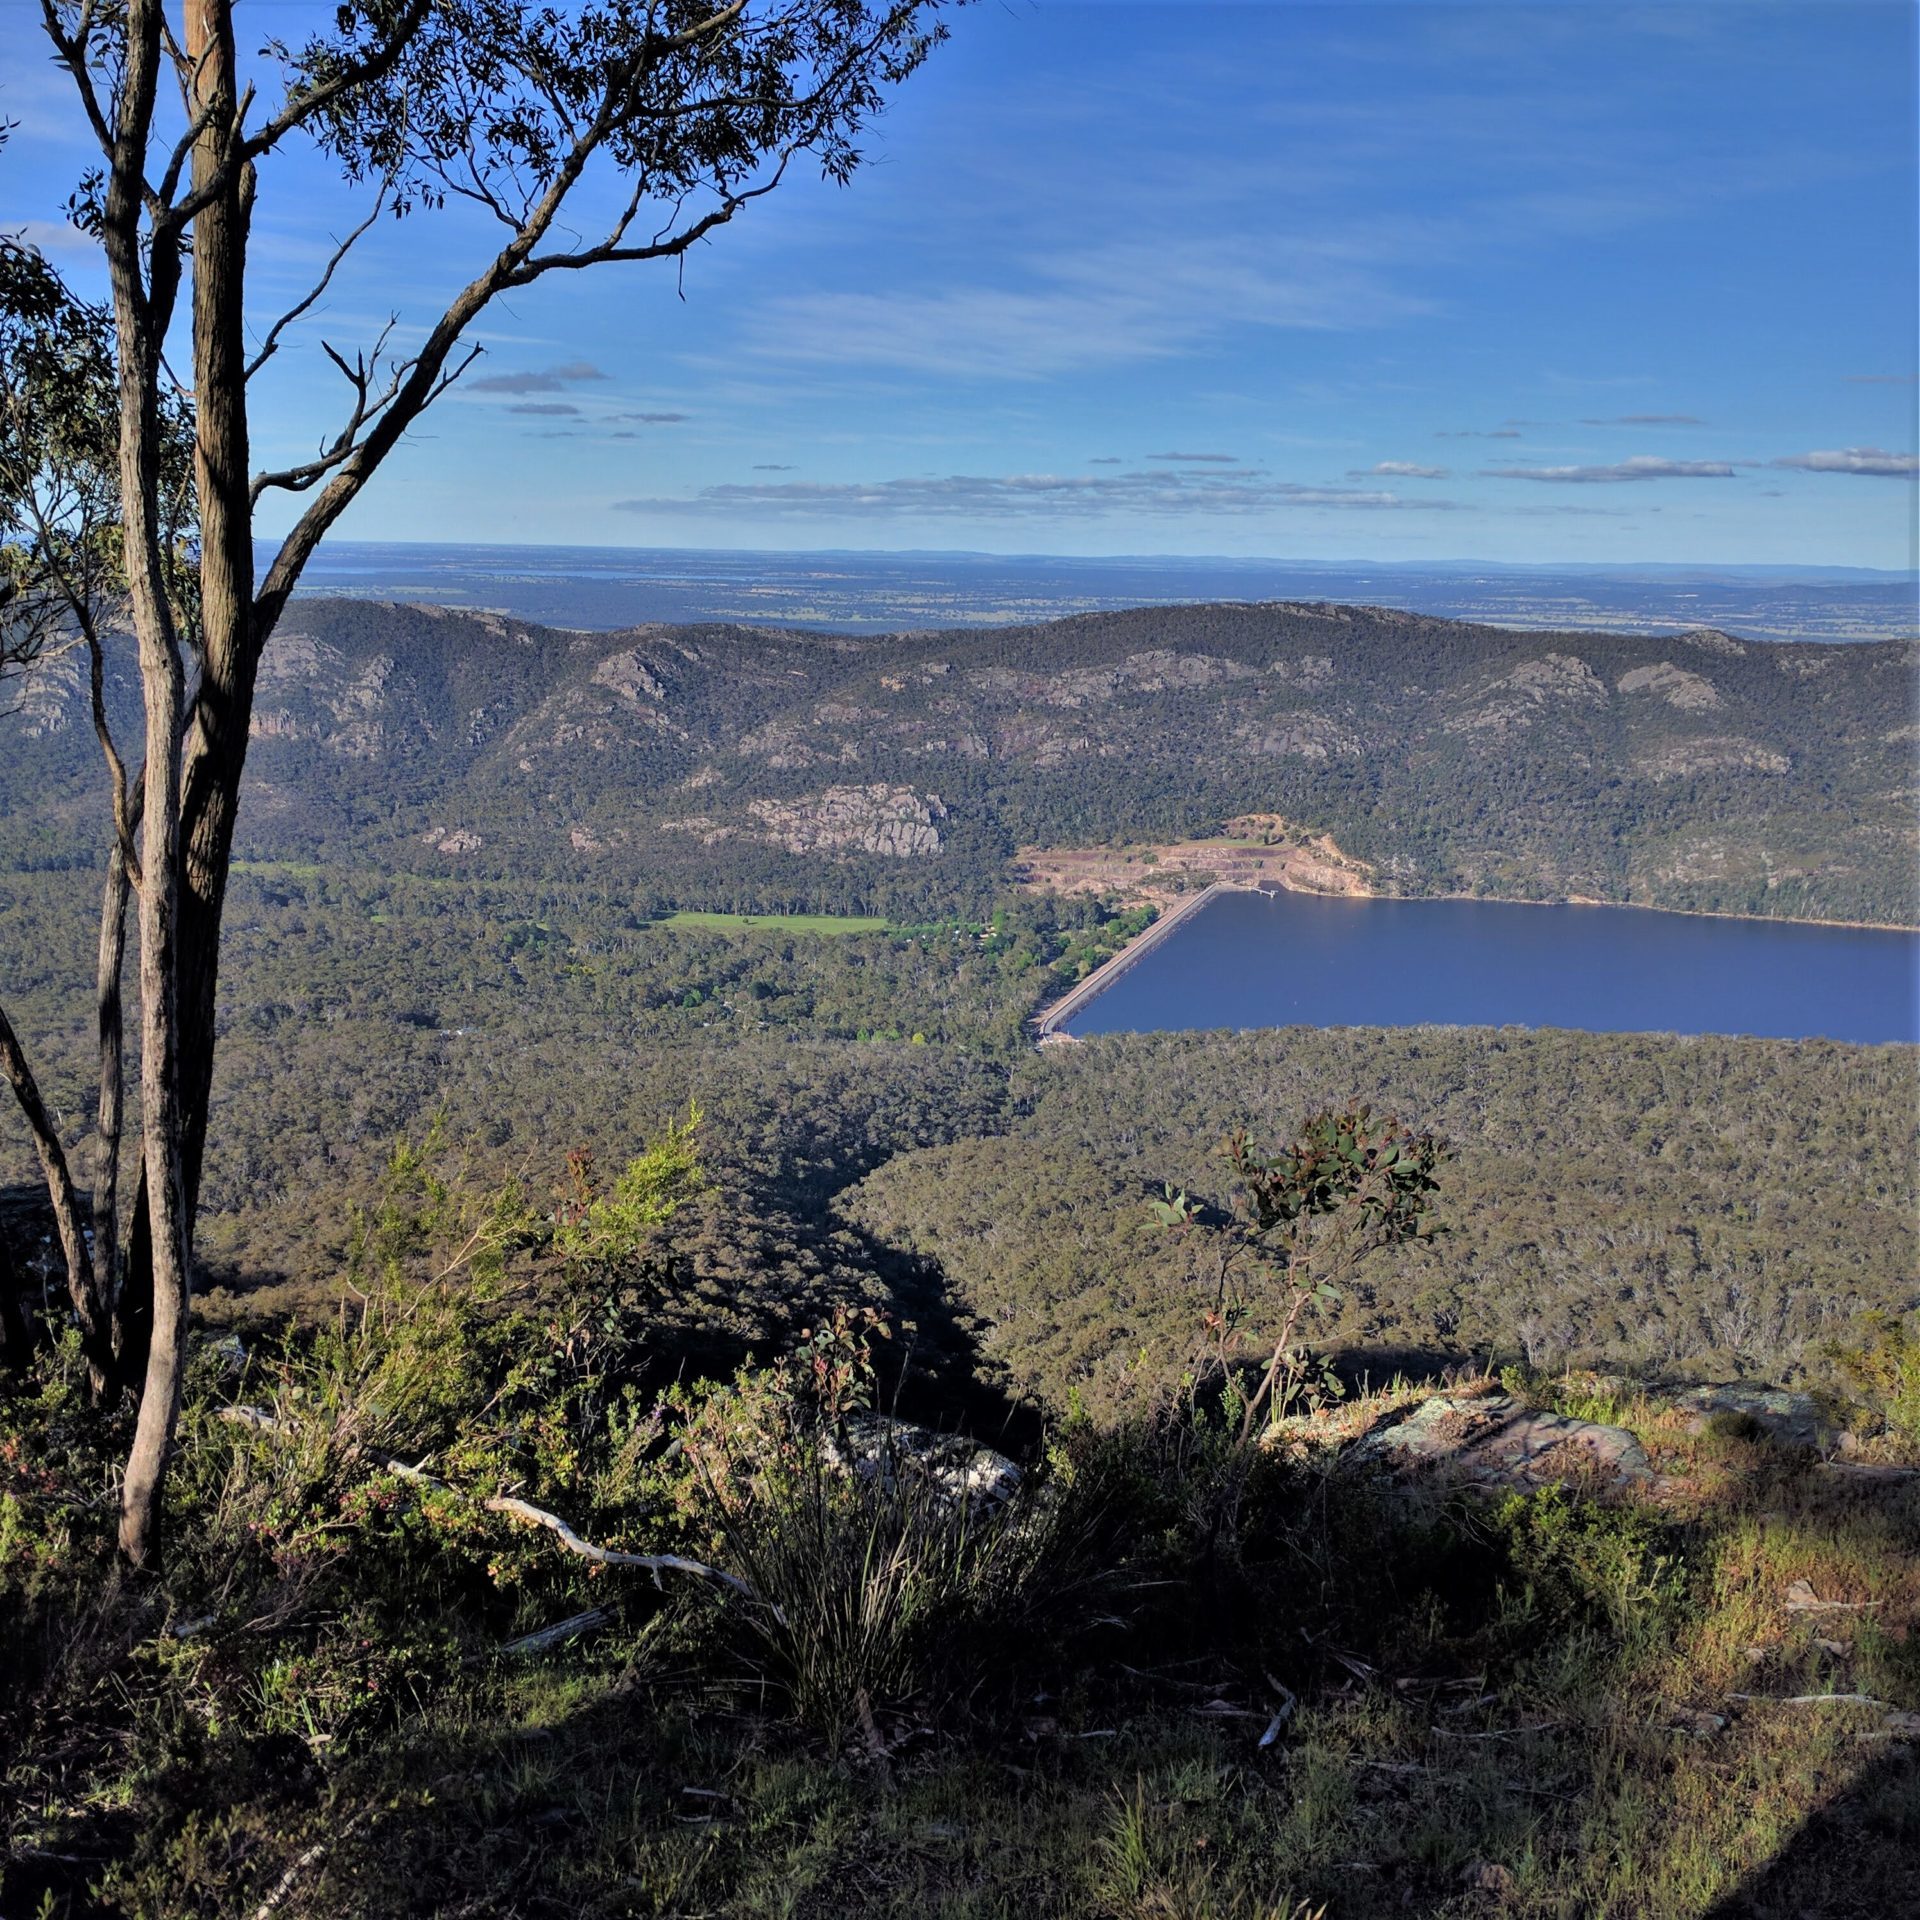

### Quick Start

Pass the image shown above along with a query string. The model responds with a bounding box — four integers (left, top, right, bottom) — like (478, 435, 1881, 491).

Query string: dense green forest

(6, 597, 1916, 924)
(3, 860, 1912, 1411)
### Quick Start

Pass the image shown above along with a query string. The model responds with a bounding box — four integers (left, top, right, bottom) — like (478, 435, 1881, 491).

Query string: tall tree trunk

(116, 0, 259, 1387)
(96, 836, 133, 1353)
(0, 999, 109, 1390)
(180, 0, 256, 1225)
(109, 0, 193, 1571)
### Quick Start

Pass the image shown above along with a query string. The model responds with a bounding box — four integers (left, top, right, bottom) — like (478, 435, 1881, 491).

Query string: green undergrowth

(4, 1131, 1918, 1917)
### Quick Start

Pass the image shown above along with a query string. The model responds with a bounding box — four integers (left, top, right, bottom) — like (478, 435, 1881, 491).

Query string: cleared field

(654, 909, 893, 935)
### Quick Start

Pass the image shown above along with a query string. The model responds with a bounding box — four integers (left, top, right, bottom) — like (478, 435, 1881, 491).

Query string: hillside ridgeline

(7, 597, 1915, 925)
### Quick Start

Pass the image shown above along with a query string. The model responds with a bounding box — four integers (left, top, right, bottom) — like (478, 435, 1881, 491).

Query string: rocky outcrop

(967, 650, 1256, 709)
(1235, 713, 1361, 761)
(1637, 736, 1791, 778)
(1353, 1392, 1653, 1490)
(1445, 653, 1609, 734)
(826, 1416, 1022, 1516)
(1616, 661, 1723, 710)
(748, 784, 947, 858)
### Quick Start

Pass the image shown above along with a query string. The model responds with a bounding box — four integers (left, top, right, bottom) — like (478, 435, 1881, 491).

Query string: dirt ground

(1015, 813, 1372, 907)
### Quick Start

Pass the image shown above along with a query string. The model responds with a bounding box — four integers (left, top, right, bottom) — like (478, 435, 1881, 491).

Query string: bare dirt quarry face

(1017, 814, 1372, 907)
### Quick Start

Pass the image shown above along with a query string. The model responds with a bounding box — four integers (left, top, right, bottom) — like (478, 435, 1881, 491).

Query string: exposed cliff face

(747, 785, 947, 859)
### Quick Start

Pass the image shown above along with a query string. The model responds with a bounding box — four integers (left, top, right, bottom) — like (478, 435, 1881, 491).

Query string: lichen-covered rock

(1355, 1392, 1652, 1489)
(1675, 1384, 1836, 1450)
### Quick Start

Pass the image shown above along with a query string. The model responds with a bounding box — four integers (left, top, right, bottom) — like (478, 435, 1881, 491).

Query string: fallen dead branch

(215, 1405, 757, 1605)
(501, 1608, 613, 1658)
(1726, 1692, 1896, 1709)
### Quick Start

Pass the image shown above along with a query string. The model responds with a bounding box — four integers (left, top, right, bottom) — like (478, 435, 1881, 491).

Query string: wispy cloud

(1485, 456, 1736, 482)
(614, 410, 689, 424)
(1771, 446, 1917, 477)
(615, 466, 1463, 521)
(1, 218, 98, 259)
(469, 360, 609, 395)
(1437, 428, 1522, 439)
(752, 462, 796, 471)
(1352, 460, 1449, 479)
(738, 234, 1436, 381)
(1581, 413, 1708, 426)
(1088, 456, 1124, 466)
(1147, 450, 1240, 464)
(509, 402, 580, 417)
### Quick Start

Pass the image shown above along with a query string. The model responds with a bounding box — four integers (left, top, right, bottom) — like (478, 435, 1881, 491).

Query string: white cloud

(1771, 446, 1917, 478)
(737, 234, 1436, 382)
(468, 360, 609, 395)
(615, 466, 1463, 521)
(1353, 460, 1449, 479)
(0, 218, 99, 260)
(1485, 456, 1737, 483)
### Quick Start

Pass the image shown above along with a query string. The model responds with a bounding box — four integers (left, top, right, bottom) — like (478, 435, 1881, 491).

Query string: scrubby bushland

(6, 1109, 1919, 1918)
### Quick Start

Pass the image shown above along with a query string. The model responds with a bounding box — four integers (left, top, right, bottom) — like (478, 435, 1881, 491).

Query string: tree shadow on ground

(1704, 1739, 1919, 1917)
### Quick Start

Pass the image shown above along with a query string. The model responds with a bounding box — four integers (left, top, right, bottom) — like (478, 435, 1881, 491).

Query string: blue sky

(4, 0, 1916, 567)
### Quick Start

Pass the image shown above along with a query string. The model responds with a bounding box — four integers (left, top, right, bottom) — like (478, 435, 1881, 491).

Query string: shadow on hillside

(1, 1180, 54, 1364)
(840, 1218, 1045, 1457)
(1330, 1343, 1475, 1393)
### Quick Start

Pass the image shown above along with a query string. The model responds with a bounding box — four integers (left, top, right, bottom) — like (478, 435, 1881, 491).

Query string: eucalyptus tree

(23, 0, 954, 1566)
(1, 226, 197, 1397)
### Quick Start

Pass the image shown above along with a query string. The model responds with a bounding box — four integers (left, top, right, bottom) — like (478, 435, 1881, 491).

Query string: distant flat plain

(284, 541, 1918, 643)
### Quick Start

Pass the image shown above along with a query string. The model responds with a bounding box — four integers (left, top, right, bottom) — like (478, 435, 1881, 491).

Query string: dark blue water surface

(1063, 889, 1920, 1045)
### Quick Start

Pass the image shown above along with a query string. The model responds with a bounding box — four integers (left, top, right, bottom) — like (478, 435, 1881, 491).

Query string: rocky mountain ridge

(4, 596, 1913, 924)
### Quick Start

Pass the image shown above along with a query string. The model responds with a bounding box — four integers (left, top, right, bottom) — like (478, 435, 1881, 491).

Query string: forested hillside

(6, 597, 1915, 924)
(2, 863, 1912, 1413)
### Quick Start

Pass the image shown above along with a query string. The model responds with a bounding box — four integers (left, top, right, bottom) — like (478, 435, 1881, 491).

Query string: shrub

(662, 1306, 1055, 1748)
(1825, 1312, 1920, 1449)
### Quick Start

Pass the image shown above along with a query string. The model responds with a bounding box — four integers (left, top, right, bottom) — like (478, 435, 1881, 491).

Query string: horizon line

(264, 536, 1919, 582)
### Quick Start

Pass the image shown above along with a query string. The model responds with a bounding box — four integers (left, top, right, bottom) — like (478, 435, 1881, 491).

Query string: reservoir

(1060, 888, 1920, 1045)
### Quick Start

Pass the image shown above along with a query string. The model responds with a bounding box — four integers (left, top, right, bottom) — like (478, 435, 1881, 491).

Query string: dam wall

(1034, 883, 1230, 1037)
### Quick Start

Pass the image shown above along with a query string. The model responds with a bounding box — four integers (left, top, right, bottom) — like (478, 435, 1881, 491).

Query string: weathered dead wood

(215, 1405, 757, 1601)
(501, 1608, 613, 1658)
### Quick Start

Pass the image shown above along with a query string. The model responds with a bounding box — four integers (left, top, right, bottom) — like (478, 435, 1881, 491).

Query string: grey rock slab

(1355, 1393, 1653, 1490)
(825, 1415, 1023, 1515)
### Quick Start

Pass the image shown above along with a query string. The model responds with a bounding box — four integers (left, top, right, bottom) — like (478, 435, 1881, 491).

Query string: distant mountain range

(7, 597, 1916, 925)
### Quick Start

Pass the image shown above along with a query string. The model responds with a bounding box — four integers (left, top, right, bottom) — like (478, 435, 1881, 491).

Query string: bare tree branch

(39, 0, 117, 165)
(247, 199, 387, 382)
(250, 326, 480, 505)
